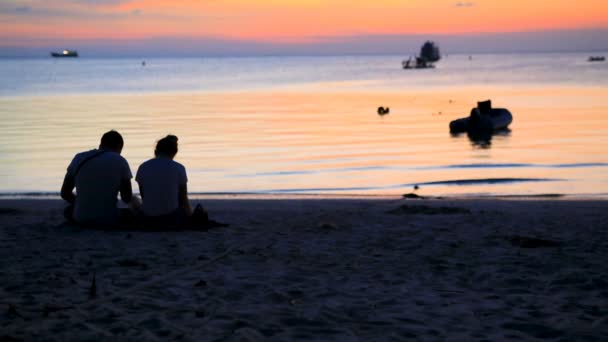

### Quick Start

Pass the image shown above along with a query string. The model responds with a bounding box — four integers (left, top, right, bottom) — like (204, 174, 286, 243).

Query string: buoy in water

(377, 107, 390, 115)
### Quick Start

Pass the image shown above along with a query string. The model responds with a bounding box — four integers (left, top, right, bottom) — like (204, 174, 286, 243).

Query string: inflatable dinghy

(450, 100, 512, 133)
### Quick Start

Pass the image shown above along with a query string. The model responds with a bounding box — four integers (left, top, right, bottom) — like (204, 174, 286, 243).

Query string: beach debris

(402, 193, 424, 199)
(42, 305, 75, 317)
(88, 274, 97, 299)
(388, 204, 471, 215)
(6, 304, 23, 319)
(508, 236, 560, 248)
(501, 322, 563, 339)
(194, 280, 207, 287)
(0, 208, 22, 216)
(318, 222, 338, 230)
(377, 107, 390, 116)
(117, 259, 148, 268)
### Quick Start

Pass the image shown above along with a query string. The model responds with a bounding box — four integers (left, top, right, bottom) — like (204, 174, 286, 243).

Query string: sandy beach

(1, 197, 607, 340)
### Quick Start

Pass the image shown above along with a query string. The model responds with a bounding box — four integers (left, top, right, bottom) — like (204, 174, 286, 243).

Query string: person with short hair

(61, 130, 134, 225)
(135, 135, 193, 226)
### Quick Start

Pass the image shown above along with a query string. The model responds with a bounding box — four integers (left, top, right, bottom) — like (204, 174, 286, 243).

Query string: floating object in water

(450, 100, 513, 133)
(50, 50, 78, 58)
(588, 56, 605, 62)
(377, 107, 390, 115)
(142, 60, 146, 66)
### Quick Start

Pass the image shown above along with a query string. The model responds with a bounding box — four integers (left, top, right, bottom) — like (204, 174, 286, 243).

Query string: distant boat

(403, 41, 441, 69)
(588, 56, 605, 62)
(50, 50, 78, 58)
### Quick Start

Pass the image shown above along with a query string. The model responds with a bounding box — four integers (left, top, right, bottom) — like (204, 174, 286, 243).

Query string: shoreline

(1, 198, 607, 339)
(1, 192, 608, 201)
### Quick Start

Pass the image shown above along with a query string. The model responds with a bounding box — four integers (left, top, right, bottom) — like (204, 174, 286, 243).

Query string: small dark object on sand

(117, 260, 148, 268)
(377, 107, 390, 115)
(204, 219, 230, 229)
(509, 236, 560, 248)
(388, 204, 471, 215)
(319, 222, 338, 230)
(414, 185, 419, 190)
(0, 208, 21, 216)
(89, 274, 97, 299)
(42, 305, 74, 317)
(7, 305, 22, 319)
(402, 193, 423, 199)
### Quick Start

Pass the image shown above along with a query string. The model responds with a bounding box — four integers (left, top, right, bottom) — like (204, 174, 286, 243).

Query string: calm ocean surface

(1, 53, 607, 197)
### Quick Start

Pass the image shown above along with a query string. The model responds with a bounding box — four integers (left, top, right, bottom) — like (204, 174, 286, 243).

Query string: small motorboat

(588, 56, 605, 62)
(450, 100, 512, 133)
(50, 50, 78, 58)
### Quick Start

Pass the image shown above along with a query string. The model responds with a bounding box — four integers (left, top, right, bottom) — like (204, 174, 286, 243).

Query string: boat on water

(450, 100, 513, 133)
(403, 41, 441, 69)
(588, 56, 605, 62)
(50, 50, 78, 58)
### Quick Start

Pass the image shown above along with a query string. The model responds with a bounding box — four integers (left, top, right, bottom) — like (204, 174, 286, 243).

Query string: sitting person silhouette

(61, 130, 134, 226)
(136, 135, 224, 229)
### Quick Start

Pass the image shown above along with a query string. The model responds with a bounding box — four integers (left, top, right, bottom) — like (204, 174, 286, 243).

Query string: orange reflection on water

(0, 86, 607, 196)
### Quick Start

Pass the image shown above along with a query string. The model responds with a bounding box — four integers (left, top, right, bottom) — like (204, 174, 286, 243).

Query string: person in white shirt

(136, 135, 192, 223)
(61, 130, 134, 225)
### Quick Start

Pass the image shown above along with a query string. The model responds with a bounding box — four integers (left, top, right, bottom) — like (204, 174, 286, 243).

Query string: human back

(61, 130, 133, 225)
(136, 157, 187, 216)
(68, 149, 132, 223)
(136, 135, 191, 218)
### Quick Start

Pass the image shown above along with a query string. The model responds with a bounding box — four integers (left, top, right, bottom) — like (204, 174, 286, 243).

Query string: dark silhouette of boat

(588, 56, 605, 62)
(450, 100, 513, 133)
(403, 41, 441, 69)
(50, 50, 78, 58)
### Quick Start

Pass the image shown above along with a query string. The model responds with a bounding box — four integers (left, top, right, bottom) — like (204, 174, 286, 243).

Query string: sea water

(1, 53, 607, 197)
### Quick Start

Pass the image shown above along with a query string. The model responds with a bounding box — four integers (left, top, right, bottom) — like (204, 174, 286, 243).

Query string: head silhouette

(99, 130, 124, 153)
(155, 135, 178, 159)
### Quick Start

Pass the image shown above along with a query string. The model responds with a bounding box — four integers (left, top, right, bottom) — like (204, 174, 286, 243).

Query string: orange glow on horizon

(1, 0, 607, 44)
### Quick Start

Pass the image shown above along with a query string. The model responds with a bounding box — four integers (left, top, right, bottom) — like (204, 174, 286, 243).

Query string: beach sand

(1, 198, 607, 340)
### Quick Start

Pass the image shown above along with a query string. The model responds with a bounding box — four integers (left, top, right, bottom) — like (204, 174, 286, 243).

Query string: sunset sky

(1, 0, 607, 56)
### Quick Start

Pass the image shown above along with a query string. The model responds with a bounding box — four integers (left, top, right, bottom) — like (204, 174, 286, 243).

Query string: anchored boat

(450, 100, 513, 133)
(51, 50, 78, 58)
(403, 41, 441, 69)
